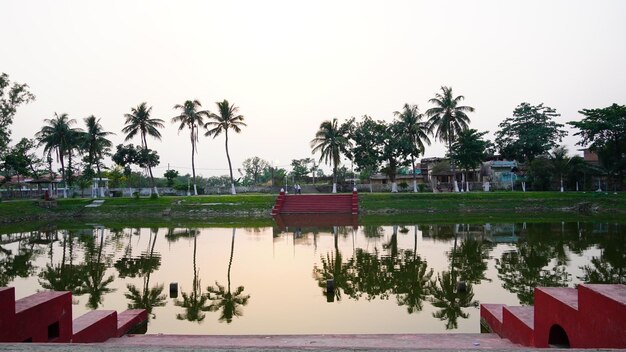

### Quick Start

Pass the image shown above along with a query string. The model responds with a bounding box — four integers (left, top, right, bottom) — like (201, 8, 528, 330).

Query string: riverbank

(1, 191, 625, 229)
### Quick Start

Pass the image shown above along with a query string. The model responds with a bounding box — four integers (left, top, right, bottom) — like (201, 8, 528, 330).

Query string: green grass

(1, 191, 624, 229)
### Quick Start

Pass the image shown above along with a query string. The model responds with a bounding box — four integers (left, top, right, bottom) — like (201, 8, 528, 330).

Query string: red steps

(73, 310, 117, 343)
(272, 191, 358, 215)
(0, 287, 147, 344)
(480, 284, 626, 348)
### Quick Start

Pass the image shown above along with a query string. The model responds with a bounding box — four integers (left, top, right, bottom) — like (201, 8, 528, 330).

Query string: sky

(2, 0, 626, 177)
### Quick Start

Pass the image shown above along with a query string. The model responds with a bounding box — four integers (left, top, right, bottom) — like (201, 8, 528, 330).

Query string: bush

(418, 184, 426, 192)
(132, 191, 139, 199)
(150, 193, 158, 199)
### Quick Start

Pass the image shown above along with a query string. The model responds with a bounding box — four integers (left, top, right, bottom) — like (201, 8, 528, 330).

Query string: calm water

(1, 219, 625, 334)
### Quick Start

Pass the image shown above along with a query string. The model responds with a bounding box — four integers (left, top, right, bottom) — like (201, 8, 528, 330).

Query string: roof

(490, 160, 517, 168)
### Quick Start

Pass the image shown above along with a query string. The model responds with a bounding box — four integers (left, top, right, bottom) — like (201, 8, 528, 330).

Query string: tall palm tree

(122, 102, 164, 196)
(36, 113, 82, 198)
(82, 115, 114, 197)
(172, 100, 209, 196)
(426, 87, 474, 191)
(204, 100, 246, 195)
(394, 104, 431, 192)
(310, 118, 352, 193)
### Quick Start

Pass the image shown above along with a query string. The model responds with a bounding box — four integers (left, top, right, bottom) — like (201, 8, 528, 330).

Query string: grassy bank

(1, 191, 624, 228)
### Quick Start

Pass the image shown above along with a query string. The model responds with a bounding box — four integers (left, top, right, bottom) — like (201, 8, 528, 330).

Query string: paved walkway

(0, 333, 558, 351)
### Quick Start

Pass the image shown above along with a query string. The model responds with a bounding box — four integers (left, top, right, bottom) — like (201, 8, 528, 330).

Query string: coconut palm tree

(426, 87, 474, 191)
(394, 104, 431, 192)
(204, 100, 246, 195)
(82, 115, 114, 197)
(122, 102, 164, 196)
(310, 118, 352, 193)
(172, 100, 209, 196)
(36, 113, 82, 198)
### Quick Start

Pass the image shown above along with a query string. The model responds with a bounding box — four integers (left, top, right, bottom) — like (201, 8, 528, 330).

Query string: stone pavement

(0, 333, 574, 351)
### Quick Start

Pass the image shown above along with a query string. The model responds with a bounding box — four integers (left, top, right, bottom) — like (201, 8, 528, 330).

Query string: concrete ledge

(117, 310, 148, 337)
(72, 310, 117, 343)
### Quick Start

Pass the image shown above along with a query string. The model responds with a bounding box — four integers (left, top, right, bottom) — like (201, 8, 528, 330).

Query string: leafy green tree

(569, 104, 626, 190)
(122, 102, 164, 196)
(241, 156, 270, 185)
(204, 100, 247, 195)
(426, 86, 474, 178)
(495, 103, 567, 163)
(82, 115, 113, 197)
(112, 144, 139, 191)
(136, 147, 160, 184)
(394, 104, 431, 192)
(164, 169, 179, 187)
(290, 158, 312, 182)
(36, 113, 83, 197)
(310, 118, 352, 193)
(172, 100, 209, 195)
(349, 116, 412, 192)
(0, 73, 36, 152)
(449, 129, 490, 189)
(2, 138, 42, 186)
(105, 165, 125, 188)
(526, 156, 553, 191)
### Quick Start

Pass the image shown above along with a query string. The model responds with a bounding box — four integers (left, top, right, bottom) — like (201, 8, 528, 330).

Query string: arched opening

(548, 324, 570, 348)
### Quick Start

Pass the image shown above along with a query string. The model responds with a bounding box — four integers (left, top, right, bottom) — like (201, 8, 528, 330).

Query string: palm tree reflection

(174, 230, 211, 322)
(77, 227, 116, 309)
(120, 228, 166, 319)
(207, 228, 250, 323)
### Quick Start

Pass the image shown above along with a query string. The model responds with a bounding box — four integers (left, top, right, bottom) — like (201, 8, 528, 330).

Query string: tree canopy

(495, 103, 566, 162)
(569, 104, 626, 189)
(0, 73, 36, 152)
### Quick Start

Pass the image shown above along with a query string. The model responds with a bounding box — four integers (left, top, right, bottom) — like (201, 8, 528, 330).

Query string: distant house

(369, 166, 426, 186)
(484, 160, 519, 183)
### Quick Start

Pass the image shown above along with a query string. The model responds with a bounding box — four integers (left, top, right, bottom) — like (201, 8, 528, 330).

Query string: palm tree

(172, 100, 209, 196)
(394, 104, 431, 192)
(204, 100, 246, 195)
(82, 115, 114, 197)
(36, 113, 82, 198)
(310, 118, 352, 193)
(426, 87, 474, 191)
(122, 102, 164, 196)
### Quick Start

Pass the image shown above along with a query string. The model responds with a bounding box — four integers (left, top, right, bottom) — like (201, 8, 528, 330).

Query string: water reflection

(1, 220, 625, 334)
(120, 228, 167, 320)
(172, 228, 211, 323)
(207, 228, 250, 324)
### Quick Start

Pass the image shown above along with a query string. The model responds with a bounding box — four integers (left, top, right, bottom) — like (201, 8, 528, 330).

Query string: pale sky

(2, 0, 626, 177)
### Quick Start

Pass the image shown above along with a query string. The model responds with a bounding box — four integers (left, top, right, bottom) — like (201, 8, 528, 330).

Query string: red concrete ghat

(271, 190, 358, 215)
(0, 287, 147, 344)
(480, 284, 626, 348)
